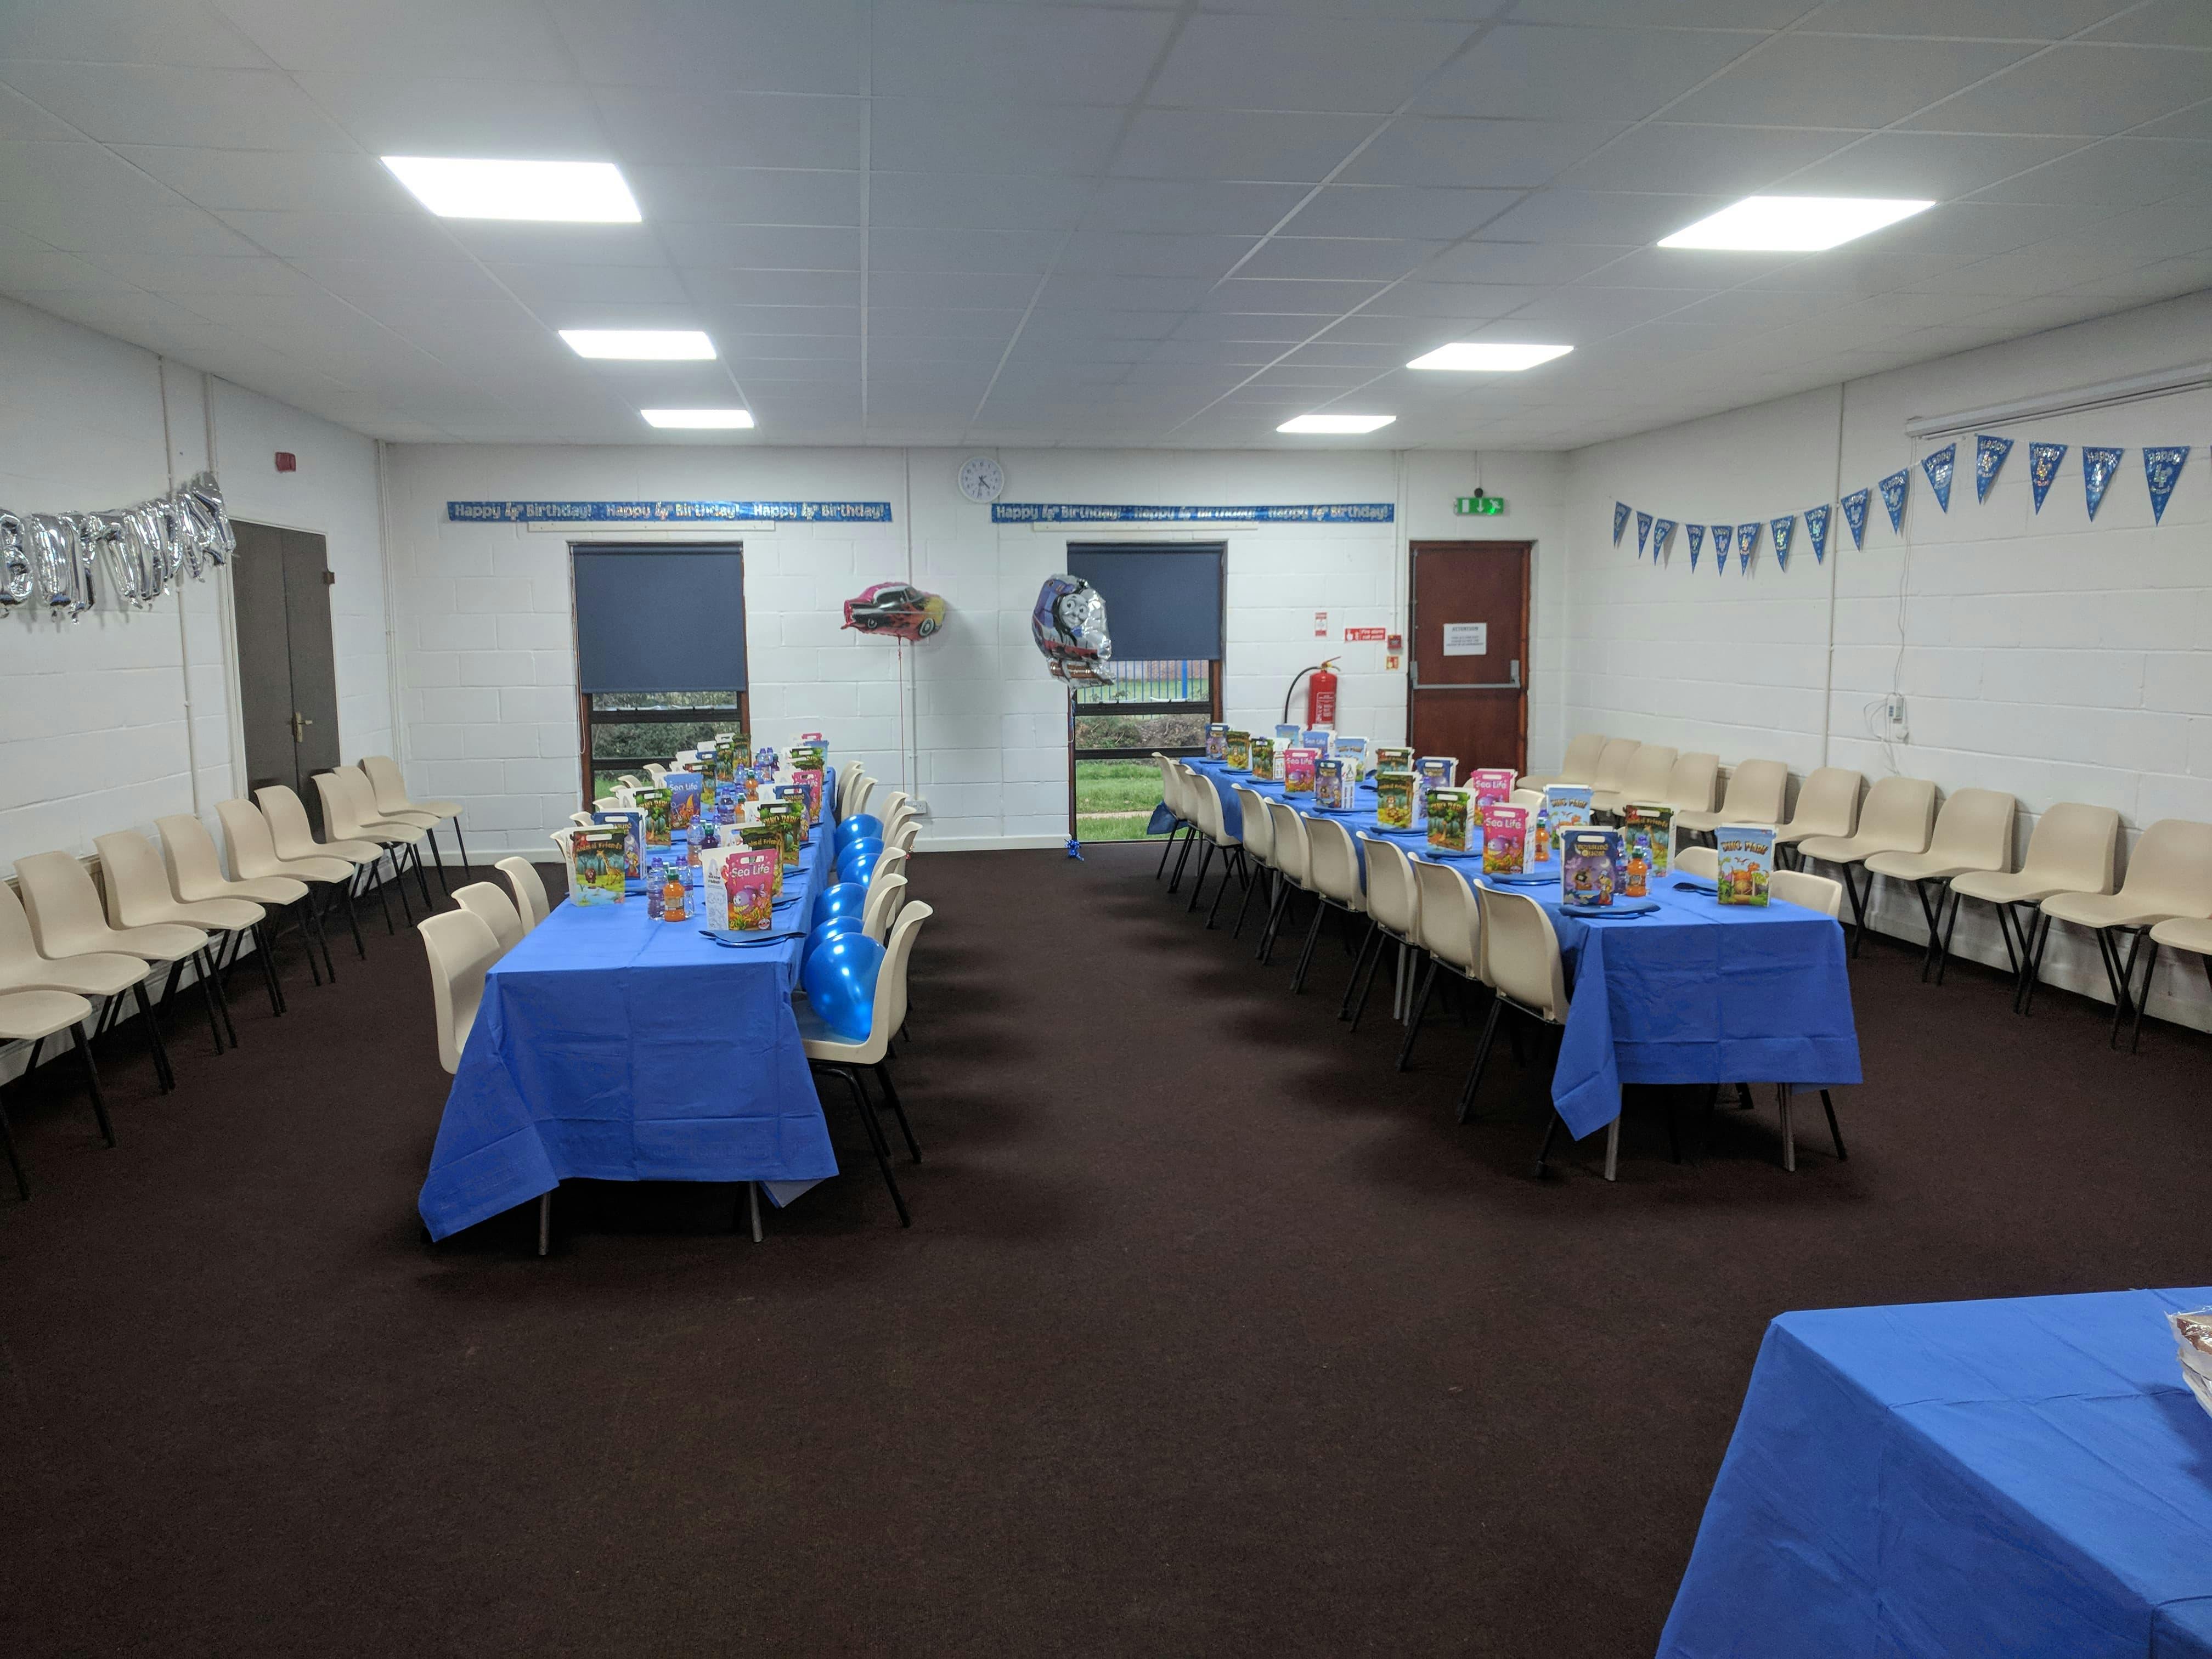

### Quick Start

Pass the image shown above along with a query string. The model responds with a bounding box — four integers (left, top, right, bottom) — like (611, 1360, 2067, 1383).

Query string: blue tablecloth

(1662, 1287, 2212, 1658)
(1190, 759, 1861, 1139)
(418, 777, 841, 1240)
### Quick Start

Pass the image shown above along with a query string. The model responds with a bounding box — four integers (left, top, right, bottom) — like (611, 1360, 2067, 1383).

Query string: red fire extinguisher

(1307, 658, 1339, 726)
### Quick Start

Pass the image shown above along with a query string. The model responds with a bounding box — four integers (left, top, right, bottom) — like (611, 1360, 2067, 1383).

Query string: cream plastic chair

(1473, 888, 1592, 1172)
(2142, 916, 2212, 1051)
(496, 857, 551, 930)
(1348, 834, 1423, 1031)
(1663, 753, 1720, 817)
(218, 796, 364, 967)
(860, 872, 909, 944)
(362, 754, 470, 875)
(0, 879, 168, 1094)
(847, 775, 877, 818)
(797, 901, 934, 1229)
(1151, 754, 1190, 883)
(834, 766, 863, 815)
(568, 811, 596, 828)
(1677, 759, 1790, 838)
(1257, 801, 1313, 967)
(1675, 845, 1719, 881)
(0, 988, 112, 1198)
(1294, 816, 1365, 996)
(1397, 856, 1483, 1074)
(1773, 768, 1863, 865)
(15, 850, 225, 1062)
(1510, 788, 1545, 812)
(97, 830, 278, 1033)
(1594, 744, 1678, 816)
(259, 783, 400, 940)
(452, 882, 526, 956)
(1864, 788, 2016, 983)
(1521, 733, 1607, 793)
(591, 795, 619, 812)
(1164, 764, 1207, 895)
(2039, 819, 2212, 1048)
(1585, 739, 1641, 806)
(644, 763, 669, 786)
(616, 774, 642, 790)
(550, 827, 582, 866)
(1229, 785, 1276, 940)
(886, 819, 919, 856)
(418, 907, 499, 1075)
(1759, 868, 1849, 1172)
(321, 768, 438, 909)
(1949, 803, 2120, 1015)
(157, 812, 327, 988)
(1182, 769, 1247, 928)
(1796, 775, 1937, 955)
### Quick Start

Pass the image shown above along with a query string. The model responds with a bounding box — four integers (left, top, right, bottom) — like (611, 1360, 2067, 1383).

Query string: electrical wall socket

(1886, 694, 1909, 741)
(907, 798, 930, 818)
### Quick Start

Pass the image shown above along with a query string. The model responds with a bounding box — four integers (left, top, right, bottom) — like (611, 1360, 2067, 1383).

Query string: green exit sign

(1454, 492, 1506, 516)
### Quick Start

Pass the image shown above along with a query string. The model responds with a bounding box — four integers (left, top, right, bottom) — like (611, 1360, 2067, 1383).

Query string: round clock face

(957, 455, 1003, 503)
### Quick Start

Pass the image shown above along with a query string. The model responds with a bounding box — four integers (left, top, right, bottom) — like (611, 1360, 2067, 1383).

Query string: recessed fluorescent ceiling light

(1278, 414, 1396, 434)
(560, 329, 716, 360)
(1659, 196, 1934, 252)
(642, 409, 755, 429)
(381, 157, 640, 222)
(1407, 342, 1573, 372)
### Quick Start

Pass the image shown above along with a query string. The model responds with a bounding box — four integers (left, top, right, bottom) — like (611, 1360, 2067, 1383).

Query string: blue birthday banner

(991, 501, 1393, 524)
(448, 499, 895, 524)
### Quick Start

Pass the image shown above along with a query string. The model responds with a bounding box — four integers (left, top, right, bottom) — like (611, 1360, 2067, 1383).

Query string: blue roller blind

(572, 545, 747, 691)
(1066, 543, 1224, 662)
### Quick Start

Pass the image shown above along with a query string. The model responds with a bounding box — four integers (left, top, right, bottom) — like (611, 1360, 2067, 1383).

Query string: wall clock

(957, 455, 1004, 503)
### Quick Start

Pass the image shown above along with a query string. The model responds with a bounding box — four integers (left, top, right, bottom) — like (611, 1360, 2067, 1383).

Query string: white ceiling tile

(1664, 35, 2036, 128)
(1903, 43, 2212, 135)
(1030, 274, 1212, 313)
(1966, 137, 2212, 206)
(79, 251, 321, 297)
(1079, 178, 1311, 235)
(594, 88, 865, 170)
(1167, 311, 1326, 342)
(870, 98, 1125, 176)
(1201, 277, 1391, 312)
(1499, 287, 1706, 328)
(1508, 1, 1798, 23)
(211, 210, 475, 262)
(872, 172, 1092, 233)
(1110, 108, 1380, 181)
(212, 0, 574, 78)
(544, 0, 865, 94)
(1416, 24, 1759, 121)
(2083, 0, 2212, 45)
(1151, 14, 1481, 113)
(411, 221, 672, 268)
(1338, 117, 1628, 188)
(1545, 124, 1856, 195)
(866, 270, 1039, 310)
(869, 226, 1066, 273)
(657, 224, 864, 269)
(482, 262, 685, 309)
(1282, 185, 1521, 240)
(719, 333, 862, 363)
(1234, 238, 1443, 281)
(1475, 191, 1734, 245)
(699, 304, 861, 336)
(1804, 1, 2151, 38)
(112, 146, 414, 215)
(0, 63, 354, 150)
(868, 307, 1025, 338)
(0, 234, 134, 293)
(0, 1, 272, 66)
(1329, 295, 1540, 329)
(630, 170, 864, 228)
(1058, 232, 1252, 278)
(1416, 241, 1635, 283)
(1568, 245, 1801, 290)
(0, 81, 79, 139)
(1774, 130, 2093, 197)
(289, 72, 613, 155)
(871, 2, 1180, 104)
(683, 268, 866, 308)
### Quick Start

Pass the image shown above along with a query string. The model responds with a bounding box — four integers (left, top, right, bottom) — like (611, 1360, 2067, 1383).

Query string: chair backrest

(1153, 754, 1181, 820)
(1770, 867, 1843, 918)
(1304, 816, 1362, 906)
(0, 876, 48, 970)
(645, 763, 668, 785)
(1590, 738, 1641, 794)
(13, 851, 117, 958)
(1675, 844, 1719, 880)
(418, 908, 500, 1075)
(92, 832, 186, 929)
(496, 856, 550, 928)
(1359, 834, 1420, 938)
(1478, 887, 1567, 1020)
(1618, 744, 1679, 800)
(217, 797, 287, 880)
(878, 900, 933, 1045)
(847, 776, 876, 817)
(1411, 858, 1480, 974)
(872, 847, 910, 887)
(887, 819, 919, 854)
(313, 770, 371, 842)
(616, 774, 641, 789)
(359, 754, 415, 816)
(2117, 819, 2212, 915)
(1266, 802, 1311, 883)
(1510, 789, 1544, 811)
(1718, 759, 1790, 825)
(1927, 787, 2016, 872)
(860, 872, 909, 944)
(568, 811, 596, 827)
(1231, 786, 1273, 863)
(452, 881, 526, 954)
(1664, 752, 1719, 813)
(1555, 733, 1607, 785)
(1858, 775, 1938, 853)
(155, 812, 230, 902)
(258, 784, 330, 860)
(2017, 802, 2121, 897)
(874, 791, 911, 826)
(591, 795, 618, 811)
(1787, 768, 1863, 839)
(550, 827, 581, 861)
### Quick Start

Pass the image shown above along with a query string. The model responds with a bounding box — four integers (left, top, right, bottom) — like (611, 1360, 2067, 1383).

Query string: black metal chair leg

(191, 950, 229, 1054)
(252, 923, 287, 1017)
(1204, 849, 1238, 929)
(1912, 879, 1944, 981)
(1231, 861, 1265, 938)
(201, 947, 238, 1049)
(873, 1062, 921, 1163)
(1533, 1110, 1564, 1178)
(1842, 863, 1870, 957)
(0, 1084, 26, 1199)
(409, 840, 435, 910)
(1820, 1089, 1847, 1160)
(388, 851, 419, 927)
(362, 860, 396, 936)
(450, 818, 472, 878)
(2128, 939, 2159, 1053)
(1167, 825, 1197, 895)
(1457, 997, 1504, 1124)
(1289, 898, 1329, 994)
(1347, 932, 1392, 1031)
(1395, 957, 1440, 1071)
(1339, 919, 1381, 1021)
(73, 1022, 114, 1147)
(1257, 881, 1292, 965)
(424, 826, 452, 896)
(828, 1064, 909, 1227)
(1184, 840, 1215, 913)
(2020, 911, 2053, 1015)
(132, 980, 174, 1092)
(1155, 822, 1181, 879)
(1934, 887, 1965, 985)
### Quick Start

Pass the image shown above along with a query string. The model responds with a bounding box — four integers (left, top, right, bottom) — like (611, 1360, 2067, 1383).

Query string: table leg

(537, 1190, 551, 1257)
(749, 1180, 763, 1244)
(1602, 1113, 1621, 1183)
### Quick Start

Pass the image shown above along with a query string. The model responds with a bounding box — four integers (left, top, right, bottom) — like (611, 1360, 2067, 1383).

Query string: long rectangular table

(417, 780, 842, 1240)
(1188, 760, 1861, 1139)
(1661, 1287, 2212, 1657)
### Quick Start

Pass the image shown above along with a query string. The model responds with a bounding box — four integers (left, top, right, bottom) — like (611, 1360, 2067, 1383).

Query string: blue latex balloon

(834, 813, 882, 850)
(838, 848, 880, 887)
(813, 879, 870, 929)
(800, 929, 882, 1043)
(802, 917, 860, 975)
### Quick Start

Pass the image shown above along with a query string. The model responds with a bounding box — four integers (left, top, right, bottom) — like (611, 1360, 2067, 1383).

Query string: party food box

(591, 808, 646, 879)
(664, 771, 704, 833)
(1544, 785, 1593, 848)
(1413, 756, 1457, 828)
(1275, 723, 1302, 756)
(1481, 804, 1527, 874)
(1375, 770, 1414, 830)
(738, 823, 786, 893)
(1314, 757, 1349, 811)
(1283, 747, 1318, 794)
(568, 826, 629, 906)
(1374, 746, 1413, 775)
(758, 802, 803, 867)
(1206, 723, 1229, 761)
(1246, 736, 1272, 780)
(1621, 802, 1675, 877)
(794, 765, 826, 825)
(1562, 828, 1624, 907)
(1716, 825, 1775, 906)
(1471, 768, 1515, 810)
(789, 744, 826, 775)
(713, 781, 743, 825)
(1426, 787, 1473, 853)
(1333, 736, 1368, 775)
(630, 786, 673, 848)
(1300, 728, 1333, 758)
(1224, 729, 1251, 770)
(705, 847, 778, 932)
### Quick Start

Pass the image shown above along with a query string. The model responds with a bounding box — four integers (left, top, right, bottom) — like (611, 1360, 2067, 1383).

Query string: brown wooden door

(1408, 540, 1529, 774)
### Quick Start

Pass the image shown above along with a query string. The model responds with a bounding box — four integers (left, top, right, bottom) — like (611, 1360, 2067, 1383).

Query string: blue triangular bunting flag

(1735, 522, 1759, 572)
(2082, 446, 2122, 520)
(2143, 445, 2188, 524)
(1878, 469, 1910, 533)
(1612, 501, 1631, 545)
(1636, 510, 1652, 556)
(1686, 523, 1705, 570)
(1712, 523, 1733, 572)
(1974, 435, 2013, 503)
(2027, 442, 2066, 513)
(1804, 503, 1831, 564)
(1770, 514, 1795, 570)
(1921, 443, 1956, 512)
(1841, 489, 1870, 549)
(1652, 517, 1676, 560)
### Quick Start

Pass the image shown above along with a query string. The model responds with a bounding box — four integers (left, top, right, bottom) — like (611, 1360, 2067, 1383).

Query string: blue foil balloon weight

(835, 813, 882, 851)
(801, 929, 882, 1043)
(838, 838, 885, 885)
(802, 917, 860, 976)
(813, 879, 870, 930)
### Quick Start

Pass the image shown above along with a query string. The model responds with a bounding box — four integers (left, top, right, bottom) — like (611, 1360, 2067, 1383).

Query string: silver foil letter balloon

(26, 511, 92, 618)
(0, 511, 31, 610)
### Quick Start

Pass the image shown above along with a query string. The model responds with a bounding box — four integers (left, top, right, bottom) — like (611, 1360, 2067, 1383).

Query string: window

(571, 544, 747, 803)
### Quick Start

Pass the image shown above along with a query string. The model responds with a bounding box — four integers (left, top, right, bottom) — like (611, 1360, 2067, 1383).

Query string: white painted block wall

(1556, 291, 2212, 1031)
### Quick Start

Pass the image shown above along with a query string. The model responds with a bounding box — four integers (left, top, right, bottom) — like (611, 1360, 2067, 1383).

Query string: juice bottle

(1626, 835, 1648, 898)
(1532, 804, 1550, 865)
(662, 869, 687, 922)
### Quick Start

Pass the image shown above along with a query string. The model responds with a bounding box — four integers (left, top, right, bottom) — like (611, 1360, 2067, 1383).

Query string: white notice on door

(1442, 622, 1487, 657)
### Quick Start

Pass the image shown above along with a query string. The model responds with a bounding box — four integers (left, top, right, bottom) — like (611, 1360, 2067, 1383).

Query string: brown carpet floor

(3, 841, 2207, 1657)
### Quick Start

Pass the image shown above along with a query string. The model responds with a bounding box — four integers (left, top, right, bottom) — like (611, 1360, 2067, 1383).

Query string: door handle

(291, 712, 314, 742)
(1412, 658, 1522, 692)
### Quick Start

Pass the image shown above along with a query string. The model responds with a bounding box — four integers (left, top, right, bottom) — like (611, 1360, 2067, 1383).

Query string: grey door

(231, 521, 341, 830)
